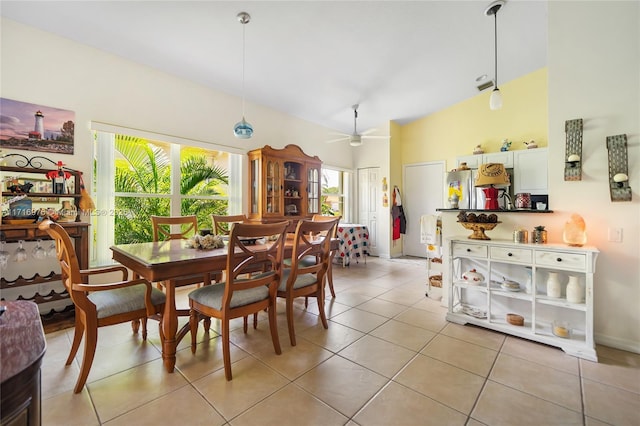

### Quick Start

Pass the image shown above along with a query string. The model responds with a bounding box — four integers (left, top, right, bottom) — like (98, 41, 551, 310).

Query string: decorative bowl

(458, 221, 500, 240)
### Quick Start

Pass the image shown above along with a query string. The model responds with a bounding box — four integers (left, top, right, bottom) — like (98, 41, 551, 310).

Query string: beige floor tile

(103, 385, 225, 426)
(501, 335, 579, 375)
(193, 356, 289, 419)
(595, 345, 640, 367)
(295, 355, 388, 417)
(330, 307, 389, 333)
(298, 321, 365, 353)
(325, 290, 374, 307)
(88, 358, 190, 422)
(585, 416, 614, 426)
(440, 322, 505, 351)
(376, 288, 424, 306)
(473, 380, 583, 425)
(370, 318, 436, 351)
(394, 307, 448, 332)
(356, 297, 410, 318)
(339, 335, 416, 378)
(411, 296, 449, 314)
(175, 334, 251, 382)
(395, 354, 484, 414)
(256, 338, 334, 380)
(422, 334, 498, 377)
(42, 387, 100, 426)
(490, 353, 582, 412)
(581, 354, 640, 394)
(41, 331, 79, 398)
(466, 418, 489, 426)
(228, 319, 285, 355)
(230, 383, 348, 426)
(340, 284, 391, 298)
(353, 381, 468, 426)
(583, 378, 640, 425)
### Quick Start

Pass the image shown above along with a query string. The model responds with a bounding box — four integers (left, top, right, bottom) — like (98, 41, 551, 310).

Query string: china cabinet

(446, 238, 599, 361)
(1, 161, 88, 331)
(247, 145, 321, 228)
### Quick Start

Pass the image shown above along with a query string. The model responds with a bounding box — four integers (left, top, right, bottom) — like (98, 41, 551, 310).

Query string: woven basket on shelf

(429, 274, 442, 288)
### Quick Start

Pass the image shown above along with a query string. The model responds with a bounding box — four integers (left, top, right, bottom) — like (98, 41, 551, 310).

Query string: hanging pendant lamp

(234, 12, 253, 139)
(485, 1, 504, 110)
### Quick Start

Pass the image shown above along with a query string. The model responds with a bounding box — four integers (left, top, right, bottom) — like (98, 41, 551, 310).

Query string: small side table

(1, 301, 47, 426)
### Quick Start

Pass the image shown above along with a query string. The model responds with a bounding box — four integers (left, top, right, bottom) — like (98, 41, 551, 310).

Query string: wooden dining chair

(188, 221, 289, 380)
(39, 220, 166, 393)
(211, 214, 247, 236)
(311, 214, 341, 298)
(151, 215, 216, 313)
(278, 217, 339, 346)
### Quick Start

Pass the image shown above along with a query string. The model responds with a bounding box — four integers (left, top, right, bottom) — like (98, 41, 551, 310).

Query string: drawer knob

(466, 248, 471, 252)
(508, 252, 513, 257)
(557, 257, 562, 262)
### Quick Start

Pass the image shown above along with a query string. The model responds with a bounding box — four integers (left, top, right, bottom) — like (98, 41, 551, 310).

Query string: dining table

(110, 237, 337, 373)
(336, 223, 369, 266)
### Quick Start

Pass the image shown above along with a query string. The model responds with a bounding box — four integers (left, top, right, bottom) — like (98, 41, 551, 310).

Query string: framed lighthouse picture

(0, 98, 75, 155)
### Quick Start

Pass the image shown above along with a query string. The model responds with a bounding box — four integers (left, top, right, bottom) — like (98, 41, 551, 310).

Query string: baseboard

(595, 333, 640, 355)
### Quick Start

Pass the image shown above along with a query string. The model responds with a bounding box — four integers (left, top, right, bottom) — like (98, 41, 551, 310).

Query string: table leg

(160, 281, 178, 373)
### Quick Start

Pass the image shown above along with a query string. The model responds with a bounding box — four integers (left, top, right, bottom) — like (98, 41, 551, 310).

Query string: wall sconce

(564, 119, 583, 181)
(607, 134, 631, 202)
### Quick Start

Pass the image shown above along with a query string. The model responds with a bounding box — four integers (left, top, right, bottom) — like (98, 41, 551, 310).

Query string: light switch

(608, 227, 623, 243)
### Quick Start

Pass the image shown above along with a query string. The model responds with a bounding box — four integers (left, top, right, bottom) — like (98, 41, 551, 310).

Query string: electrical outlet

(608, 227, 623, 243)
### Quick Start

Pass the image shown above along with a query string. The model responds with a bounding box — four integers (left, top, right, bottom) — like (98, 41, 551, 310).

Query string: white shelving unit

(446, 238, 599, 361)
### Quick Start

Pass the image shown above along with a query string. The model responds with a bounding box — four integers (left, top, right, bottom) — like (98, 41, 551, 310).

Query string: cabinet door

(456, 155, 481, 169)
(483, 151, 513, 168)
(265, 159, 283, 215)
(513, 148, 548, 195)
(283, 161, 303, 216)
(307, 165, 320, 215)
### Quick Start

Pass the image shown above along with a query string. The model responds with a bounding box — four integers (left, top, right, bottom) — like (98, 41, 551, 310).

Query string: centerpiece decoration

(457, 212, 500, 240)
(187, 234, 225, 250)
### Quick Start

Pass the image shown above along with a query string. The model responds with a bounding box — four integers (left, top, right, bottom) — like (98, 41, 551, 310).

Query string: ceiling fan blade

(360, 128, 378, 136)
(362, 135, 390, 140)
(326, 137, 349, 144)
(328, 131, 350, 137)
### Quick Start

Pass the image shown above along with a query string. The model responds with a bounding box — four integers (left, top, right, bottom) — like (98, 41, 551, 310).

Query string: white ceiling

(0, 1, 547, 135)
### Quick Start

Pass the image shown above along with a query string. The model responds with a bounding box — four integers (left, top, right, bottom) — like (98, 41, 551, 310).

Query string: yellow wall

(399, 68, 548, 168)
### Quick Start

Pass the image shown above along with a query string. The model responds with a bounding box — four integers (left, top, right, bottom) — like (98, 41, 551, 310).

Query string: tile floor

(41, 257, 640, 425)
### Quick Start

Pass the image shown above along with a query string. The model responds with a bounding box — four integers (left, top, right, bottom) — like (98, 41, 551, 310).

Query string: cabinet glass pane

(266, 160, 281, 214)
(250, 159, 259, 214)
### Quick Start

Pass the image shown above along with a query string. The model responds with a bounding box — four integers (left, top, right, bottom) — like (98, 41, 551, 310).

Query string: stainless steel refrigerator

(444, 169, 476, 209)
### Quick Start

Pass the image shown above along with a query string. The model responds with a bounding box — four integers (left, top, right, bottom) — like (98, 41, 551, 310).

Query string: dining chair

(211, 214, 247, 236)
(188, 220, 289, 380)
(151, 215, 216, 308)
(38, 220, 166, 393)
(278, 217, 339, 346)
(311, 214, 341, 298)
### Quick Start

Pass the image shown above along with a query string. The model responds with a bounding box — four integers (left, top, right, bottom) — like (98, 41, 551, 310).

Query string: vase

(566, 275, 583, 303)
(546, 272, 561, 298)
(58, 200, 77, 222)
(532, 229, 547, 244)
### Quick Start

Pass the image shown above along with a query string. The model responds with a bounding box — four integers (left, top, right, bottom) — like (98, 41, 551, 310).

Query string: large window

(321, 167, 351, 221)
(91, 125, 243, 266)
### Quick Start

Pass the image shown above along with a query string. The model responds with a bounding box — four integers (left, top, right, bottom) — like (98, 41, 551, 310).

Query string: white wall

(0, 18, 353, 184)
(546, 1, 639, 352)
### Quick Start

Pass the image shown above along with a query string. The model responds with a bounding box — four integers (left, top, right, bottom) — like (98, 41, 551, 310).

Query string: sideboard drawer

(490, 246, 532, 263)
(535, 250, 586, 271)
(452, 243, 488, 258)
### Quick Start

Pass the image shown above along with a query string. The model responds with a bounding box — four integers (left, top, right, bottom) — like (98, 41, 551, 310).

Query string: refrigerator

(445, 168, 514, 210)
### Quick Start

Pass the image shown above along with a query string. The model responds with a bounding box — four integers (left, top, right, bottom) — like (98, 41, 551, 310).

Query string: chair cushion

(88, 284, 166, 319)
(279, 269, 318, 291)
(283, 255, 317, 268)
(188, 272, 274, 310)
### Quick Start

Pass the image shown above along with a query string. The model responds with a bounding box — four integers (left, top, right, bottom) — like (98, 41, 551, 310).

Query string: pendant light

(233, 12, 253, 139)
(485, 1, 504, 110)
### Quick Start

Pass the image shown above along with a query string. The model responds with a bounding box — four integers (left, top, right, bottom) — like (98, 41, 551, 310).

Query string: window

(321, 167, 351, 221)
(91, 124, 243, 266)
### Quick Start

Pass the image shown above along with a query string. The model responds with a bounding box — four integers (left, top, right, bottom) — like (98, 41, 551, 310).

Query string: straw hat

(475, 163, 510, 187)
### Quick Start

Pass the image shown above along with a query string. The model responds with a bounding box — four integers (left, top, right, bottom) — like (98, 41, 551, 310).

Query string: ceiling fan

(326, 104, 389, 147)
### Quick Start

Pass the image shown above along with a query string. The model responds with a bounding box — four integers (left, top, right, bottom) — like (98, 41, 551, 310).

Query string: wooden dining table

(110, 237, 337, 373)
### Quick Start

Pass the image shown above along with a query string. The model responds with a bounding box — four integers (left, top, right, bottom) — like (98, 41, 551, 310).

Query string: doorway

(402, 161, 445, 258)
(357, 167, 379, 256)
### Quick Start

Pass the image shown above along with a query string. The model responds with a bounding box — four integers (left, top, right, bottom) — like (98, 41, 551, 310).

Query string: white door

(357, 167, 378, 256)
(403, 161, 446, 257)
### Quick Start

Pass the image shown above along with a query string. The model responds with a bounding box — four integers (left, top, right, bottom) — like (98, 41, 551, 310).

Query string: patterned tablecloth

(336, 224, 369, 266)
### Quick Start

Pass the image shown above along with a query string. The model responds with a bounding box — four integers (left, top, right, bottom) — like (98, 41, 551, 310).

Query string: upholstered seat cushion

(283, 255, 317, 268)
(279, 269, 317, 291)
(88, 284, 166, 319)
(189, 272, 274, 310)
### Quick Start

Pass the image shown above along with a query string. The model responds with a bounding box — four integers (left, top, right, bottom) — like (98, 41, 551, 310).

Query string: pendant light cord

(241, 21, 246, 117)
(494, 11, 498, 89)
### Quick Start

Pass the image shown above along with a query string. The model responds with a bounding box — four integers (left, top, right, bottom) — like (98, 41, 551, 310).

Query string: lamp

(475, 163, 510, 210)
(485, 1, 505, 110)
(233, 12, 253, 139)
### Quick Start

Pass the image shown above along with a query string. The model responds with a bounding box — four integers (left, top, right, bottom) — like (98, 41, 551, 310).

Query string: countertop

(436, 208, 553, 213)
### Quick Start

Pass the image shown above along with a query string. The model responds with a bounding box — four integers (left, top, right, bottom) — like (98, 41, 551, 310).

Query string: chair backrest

(212, 214, 247, 236)
(38, 220, 88, 310)
(288, 218, 339, 279)
(223, 221, 289, 307)
(151, 215, 198, 241)
(311, 214, 341, 239)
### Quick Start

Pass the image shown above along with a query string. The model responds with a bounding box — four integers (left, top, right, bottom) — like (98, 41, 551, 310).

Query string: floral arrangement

(187, 234, 225, 250)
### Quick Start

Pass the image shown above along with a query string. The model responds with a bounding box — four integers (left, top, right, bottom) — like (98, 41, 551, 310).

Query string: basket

(429, 274, 442, 288)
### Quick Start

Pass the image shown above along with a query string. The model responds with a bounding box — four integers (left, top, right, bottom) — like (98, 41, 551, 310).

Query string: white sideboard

(446, 238, 599, 361)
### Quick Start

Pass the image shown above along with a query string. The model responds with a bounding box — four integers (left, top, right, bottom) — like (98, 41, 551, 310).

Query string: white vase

(566, 275, 583, 303)
(546, 272, 561, 298)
